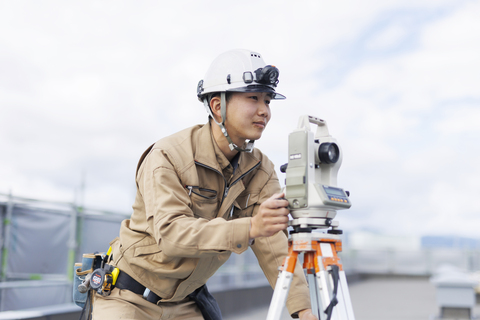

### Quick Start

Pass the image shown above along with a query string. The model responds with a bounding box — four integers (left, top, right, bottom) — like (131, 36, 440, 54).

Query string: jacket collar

(194, 121, 260, 175)
(193, 121, 226, 172)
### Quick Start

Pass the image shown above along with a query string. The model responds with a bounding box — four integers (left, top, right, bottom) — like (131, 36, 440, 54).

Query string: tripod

(266, 219, 355, 320)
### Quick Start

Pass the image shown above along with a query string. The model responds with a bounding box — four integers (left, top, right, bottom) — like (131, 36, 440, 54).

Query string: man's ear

(209, 96, 223, 122)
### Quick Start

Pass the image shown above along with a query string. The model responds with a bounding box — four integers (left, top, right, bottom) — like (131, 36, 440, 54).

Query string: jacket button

(237, 244, 242, 248)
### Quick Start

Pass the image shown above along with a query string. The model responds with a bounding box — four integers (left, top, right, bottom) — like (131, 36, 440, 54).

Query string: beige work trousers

(92, 288, 204, 320)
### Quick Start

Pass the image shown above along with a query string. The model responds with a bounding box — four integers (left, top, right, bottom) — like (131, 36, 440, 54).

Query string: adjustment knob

(328, 229, 343, 235)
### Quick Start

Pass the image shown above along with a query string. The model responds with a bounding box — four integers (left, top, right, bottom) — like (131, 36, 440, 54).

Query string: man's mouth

(253, 121, 266, 128)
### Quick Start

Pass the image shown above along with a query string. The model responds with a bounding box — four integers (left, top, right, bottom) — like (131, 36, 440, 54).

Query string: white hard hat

(197, 49, 286, 101)
(197, 49, 286, 153)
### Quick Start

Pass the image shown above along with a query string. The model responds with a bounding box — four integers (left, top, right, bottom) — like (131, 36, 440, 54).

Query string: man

(93, 49, 317, 319)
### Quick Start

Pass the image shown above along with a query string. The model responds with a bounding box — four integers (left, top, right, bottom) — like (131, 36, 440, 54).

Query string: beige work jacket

(110, 121, 311, 316)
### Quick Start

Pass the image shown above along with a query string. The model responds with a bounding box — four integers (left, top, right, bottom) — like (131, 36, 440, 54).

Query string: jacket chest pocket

(188, 187, 220, 220)
(231, 193, 259, 219)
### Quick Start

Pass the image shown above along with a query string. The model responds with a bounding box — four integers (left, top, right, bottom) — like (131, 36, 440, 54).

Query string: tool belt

(115, 271, 223, 320)
(73, 249, 161, 303)
(73, 247, 222, 320)
(115, 270, 162, 304)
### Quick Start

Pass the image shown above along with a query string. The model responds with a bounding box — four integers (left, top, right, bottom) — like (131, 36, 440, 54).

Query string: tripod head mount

(282, 115, 352, 232)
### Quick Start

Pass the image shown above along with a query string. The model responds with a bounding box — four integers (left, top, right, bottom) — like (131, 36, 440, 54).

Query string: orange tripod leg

(266, 242, 299, 320)
(283, 242, 299, 273)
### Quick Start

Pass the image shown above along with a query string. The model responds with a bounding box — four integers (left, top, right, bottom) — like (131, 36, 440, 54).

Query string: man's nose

(258, 102, 270, 116)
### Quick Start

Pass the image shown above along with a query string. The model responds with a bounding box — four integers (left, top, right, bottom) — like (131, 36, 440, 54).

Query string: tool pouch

(188, 284, 223, 320)
(73, 253, 103, 308)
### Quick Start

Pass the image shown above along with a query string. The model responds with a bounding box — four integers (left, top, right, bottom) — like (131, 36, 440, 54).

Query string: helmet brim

(227, 85, 286, 100)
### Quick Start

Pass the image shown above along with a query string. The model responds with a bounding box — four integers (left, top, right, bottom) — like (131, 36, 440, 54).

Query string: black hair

(208, 92, 233, 103)
(206, 92, 233, 120)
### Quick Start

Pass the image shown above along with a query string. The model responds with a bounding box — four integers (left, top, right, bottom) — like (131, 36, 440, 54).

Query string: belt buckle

(142, 288, 151, 300)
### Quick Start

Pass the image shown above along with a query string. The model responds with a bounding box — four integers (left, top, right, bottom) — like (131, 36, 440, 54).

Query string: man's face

(224, 92, 272, 144)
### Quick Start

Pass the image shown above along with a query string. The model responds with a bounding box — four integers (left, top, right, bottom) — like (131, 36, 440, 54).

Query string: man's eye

(265, 100, 271, 105)
(250, 96, 259, 101)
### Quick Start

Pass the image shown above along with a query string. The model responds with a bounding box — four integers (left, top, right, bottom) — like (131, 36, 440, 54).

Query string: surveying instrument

(267, 115, 355, 320)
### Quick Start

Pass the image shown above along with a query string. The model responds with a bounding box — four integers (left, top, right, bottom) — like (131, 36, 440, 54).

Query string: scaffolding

(0, 192, 268, 314)
(0, 192, 127, 312)
(2, 192, 477, 315)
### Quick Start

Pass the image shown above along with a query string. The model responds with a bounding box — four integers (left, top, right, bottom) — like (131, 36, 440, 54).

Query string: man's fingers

(275, 198, 289, 208)
(271, 215, 289, 224)
(262, 207, 289, 217)
(251, 192, 291, 239)
(272, 192, 285, 199)
(261, 193, 289, 209)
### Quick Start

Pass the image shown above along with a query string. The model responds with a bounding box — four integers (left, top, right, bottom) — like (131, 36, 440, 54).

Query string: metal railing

(0, 192, 128, 312)
(1, 192, 479, 314)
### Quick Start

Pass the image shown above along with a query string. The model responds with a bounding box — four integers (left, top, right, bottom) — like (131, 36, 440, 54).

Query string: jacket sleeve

(138, 148, 251, 258)
(250, 170, 312, 318)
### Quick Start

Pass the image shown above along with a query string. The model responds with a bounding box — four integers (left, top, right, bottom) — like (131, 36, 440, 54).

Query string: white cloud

(0, 0, 479, 238)
(365, 23, 410, 52)
(434, 105, 480, 134)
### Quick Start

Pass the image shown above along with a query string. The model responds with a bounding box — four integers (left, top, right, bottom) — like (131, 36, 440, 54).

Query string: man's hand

(249, 192, 289, 240)
(299, 309, 318, 320)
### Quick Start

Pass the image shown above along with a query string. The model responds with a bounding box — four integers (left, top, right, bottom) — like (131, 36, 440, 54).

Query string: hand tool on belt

(88, 247, 120, 297)
(88, 247, 161, 303)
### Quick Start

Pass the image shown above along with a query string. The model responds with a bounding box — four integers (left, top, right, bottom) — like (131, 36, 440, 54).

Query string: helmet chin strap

(203, 92, 255, 153)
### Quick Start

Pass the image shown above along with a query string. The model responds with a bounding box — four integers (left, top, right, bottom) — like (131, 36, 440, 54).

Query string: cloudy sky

(1, 0, 479, 237)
